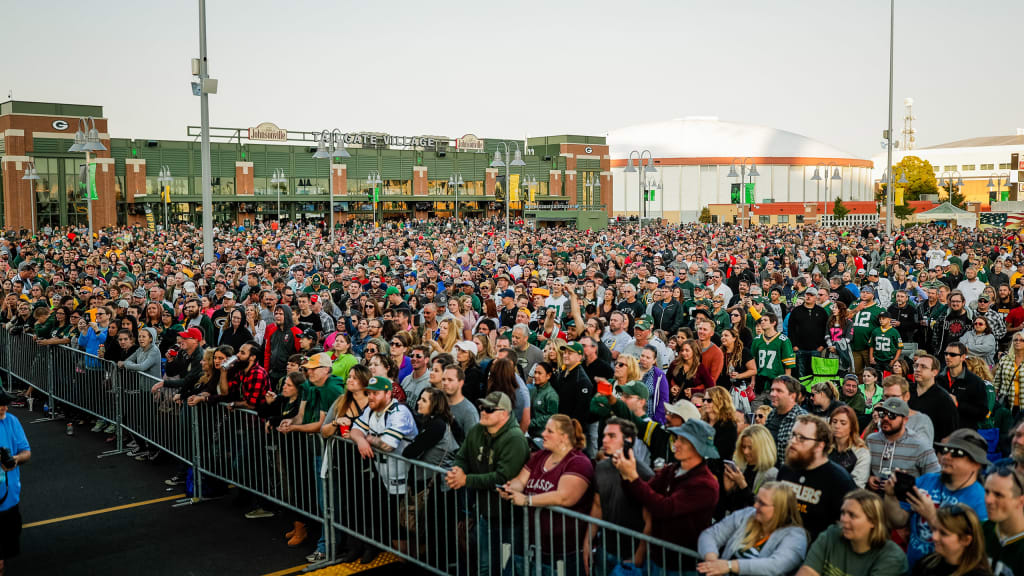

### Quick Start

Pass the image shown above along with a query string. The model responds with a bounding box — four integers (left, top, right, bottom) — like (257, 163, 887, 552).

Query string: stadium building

(607, 116, 875, 223)
(0, 100, 610, 232)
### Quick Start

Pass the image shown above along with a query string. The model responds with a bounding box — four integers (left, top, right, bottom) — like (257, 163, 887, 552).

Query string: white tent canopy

(914, 202, 976, 228)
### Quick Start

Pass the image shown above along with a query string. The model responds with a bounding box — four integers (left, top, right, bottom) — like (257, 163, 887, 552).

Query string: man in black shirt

(776, 414, 857, 541)
(582, 336, 613, 386)
(887, 289, 921, 350)
(908, 353, 959, 443)
(787, 287, 829, 379)
(938, 342, 988, 431)
(829, 276, 855, 307)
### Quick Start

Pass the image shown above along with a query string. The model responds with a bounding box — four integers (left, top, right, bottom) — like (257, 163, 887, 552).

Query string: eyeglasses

(790, 433, 819, 445)
(937, 446, 968, 458)
(944, 351, 963, 357)
(875, 410, 901, 420)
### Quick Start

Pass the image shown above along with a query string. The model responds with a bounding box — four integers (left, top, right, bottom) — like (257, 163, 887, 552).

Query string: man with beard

(776, 414, 857, 542)
(883, 428, 989, 567)
(919, 287, 946, 355)
(263, 304, 302, 385)
(934, 290, 972, 359)
(764, 376, 807, 464)
(182, 297, 215, 346)
(887, 290, 921, 355)
(865, 397, 940, 490)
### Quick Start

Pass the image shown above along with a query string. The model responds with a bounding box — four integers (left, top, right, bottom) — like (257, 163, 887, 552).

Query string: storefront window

(295, 177, 326, 195)
(147, 176, 189, 197)
(381, 180, 410, 196)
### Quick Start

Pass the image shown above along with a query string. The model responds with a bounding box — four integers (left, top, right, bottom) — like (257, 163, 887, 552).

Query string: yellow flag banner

(509, 173, 520, 203)
(895, 187, 904, 206)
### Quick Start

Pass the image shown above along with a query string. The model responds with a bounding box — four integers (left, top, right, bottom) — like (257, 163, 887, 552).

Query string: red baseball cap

(179, 327, 203, 341)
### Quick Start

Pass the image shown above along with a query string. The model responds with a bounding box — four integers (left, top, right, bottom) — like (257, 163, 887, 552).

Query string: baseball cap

(868, 269, 879, 277)
(616, 380, 650, 400)
(479, 391, 513, 412)
(646, 276, 659, 284)
(664, 399, 701, 422)
(223, 291, 235, 300)
(500, 289, 515, 299)
(300, 329, 317, 340)
(303, 352, 333, 370)
(133, 288, 147, 298)
(453, 340, 479, 356)
(560, 341, 584, 355)
(179, 327, 203, 341)
(366, 376, 393, 392)
(386, 286, 401, 296)
(184, 281, 197, 293)
(634, 316, 653, 331)
(804, 287, 818, 296)
(877, 397, 910, 417)
(857, 269, 867, 276)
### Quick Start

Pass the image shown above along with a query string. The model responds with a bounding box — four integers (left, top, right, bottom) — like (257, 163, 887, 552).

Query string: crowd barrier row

(0, 328, 699, 575)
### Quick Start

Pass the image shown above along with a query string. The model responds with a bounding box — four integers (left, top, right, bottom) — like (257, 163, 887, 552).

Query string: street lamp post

(367, 171, 383, 227)
(727, 157, 760, 204)
(448, 173, 464, 223)
(810, 162, 842, 204)
(490, 142, 526, 245)
(20, 162, 40, 235)
(270, 169, 287, 222)
(987, 172, 1010, 204)
(884, 0, 896, 235)
(68, 116, 106, 248)
(312, 129, 351, 245)
(624, 150, 657, 236)
(938, 171, 964, 205)
(157, 165, 173, 231)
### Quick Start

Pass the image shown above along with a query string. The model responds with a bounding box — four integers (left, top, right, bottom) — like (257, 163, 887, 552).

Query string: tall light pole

(810, 162, 842, 203)
(884, 0, 896, 235)
(20, 162, 40, 235)
(624, 150, 657, 236)
(157, 165, 173, 230)
(312, 129, 350, 244)
(448, 173, 464, 223)
(490, 142, 526, 245)
(270, 169, 287, 222)
(195, 0, 219, 265)
(68, 116, 106, 247)
(987, 172, 1010, 204)
(367, 171, 383, 227)
(727, 157, 759, 203)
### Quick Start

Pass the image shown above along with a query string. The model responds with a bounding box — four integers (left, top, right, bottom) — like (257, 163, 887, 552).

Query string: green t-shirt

(870, 326, 903, 363)
(751, 333, 795, 378)
(850, 304, 885, 351)
(301, 375, 345, 425)
(984, 520, 1024, 576)
(804, 524, 908, 576)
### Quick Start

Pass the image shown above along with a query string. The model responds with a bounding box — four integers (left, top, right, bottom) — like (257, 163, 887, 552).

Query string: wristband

(527, 494, 532, 507)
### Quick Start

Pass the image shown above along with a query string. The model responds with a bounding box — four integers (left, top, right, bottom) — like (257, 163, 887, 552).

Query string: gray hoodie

(124, 326, 162, 382)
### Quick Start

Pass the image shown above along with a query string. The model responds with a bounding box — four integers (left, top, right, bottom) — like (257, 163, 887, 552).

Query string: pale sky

(3, 0, 1021, 158)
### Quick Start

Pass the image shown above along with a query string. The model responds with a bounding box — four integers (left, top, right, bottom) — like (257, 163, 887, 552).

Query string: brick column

(564, 171, 577, 204)
(92, 157, 117, 229)
(413, 166, 428, 196)
(600, 172, 612, 217)
(549, 170, 562, 197)
(331, 164, 347, 227)
(125, 159, 147, 200)
(485, 168, 497, 196)
(236, 162, 254, 196)
(1, 157, 32, 231)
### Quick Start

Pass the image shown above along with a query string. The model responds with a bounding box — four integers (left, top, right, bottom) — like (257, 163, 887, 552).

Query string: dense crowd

(4, 217, 1024, 575)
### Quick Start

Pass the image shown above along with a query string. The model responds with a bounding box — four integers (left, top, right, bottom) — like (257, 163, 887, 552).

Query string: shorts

(0, 505, 21, 559)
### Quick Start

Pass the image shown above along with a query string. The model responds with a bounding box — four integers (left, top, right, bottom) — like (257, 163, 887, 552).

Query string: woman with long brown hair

(718, 327, 756, 411)
(486, 356, 530, 433)
(667, 339, 714, 402)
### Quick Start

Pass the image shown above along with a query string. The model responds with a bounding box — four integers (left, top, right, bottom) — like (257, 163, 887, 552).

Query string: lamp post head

(510, 147, 526, 167)
(810, 167, 822, 182)
(897, 172, 908, 185)
(831, 167, 842, 181)
(83, 117, 106, 152)
(490, 149, 505, 168)
(727, 164, 739, 178)
(624, 158, 638, 174)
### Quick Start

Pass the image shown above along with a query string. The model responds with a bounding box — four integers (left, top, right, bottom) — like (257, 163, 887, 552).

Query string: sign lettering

(248, 122, 288, 142)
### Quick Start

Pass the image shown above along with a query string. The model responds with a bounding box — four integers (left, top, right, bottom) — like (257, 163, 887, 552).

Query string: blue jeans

(794, 349, 820, 379)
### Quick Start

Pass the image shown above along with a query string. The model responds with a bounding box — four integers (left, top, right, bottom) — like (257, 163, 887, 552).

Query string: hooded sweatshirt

(123, 326, 162, 381)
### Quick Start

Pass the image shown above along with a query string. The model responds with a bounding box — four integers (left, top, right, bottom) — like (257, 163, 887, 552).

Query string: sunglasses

(366, 348, 377, 354)
(615, 362, 627, 367)
(875, 410, 901, 420)
(944, 352, 963, 357)
(992, 465, 1024, 495)
(937, 446, 968, 458)
(390, 341, 404, 347)
(410, 354, 425, 359)
(480, 407, 500, 414)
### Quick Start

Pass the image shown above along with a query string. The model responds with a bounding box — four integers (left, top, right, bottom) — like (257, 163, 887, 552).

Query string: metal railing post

(320, 439, 335, 563)
(99, 365, 127, 457)
(191, 406, 203, 501)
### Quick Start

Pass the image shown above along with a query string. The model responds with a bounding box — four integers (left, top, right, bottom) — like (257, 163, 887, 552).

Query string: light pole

(884, 0, 896, 235)
(68, 116, 106, 248)
(624, 150, 657, 236)
(879, 167, 908, 227)
(448, 173, 464, 223)
(157, 165, 173, 230)
(727, 157, 760, 204)
(938, 171, 964, 205)
(20, 162, 39, 235)
(312, 129, 350, 244)
(810, 162, 842, 203)
(490, 142, 526, 245)
(270, 169, 287, 222)
(987, 172, 1010, 204)
(367, 171, 383, 227)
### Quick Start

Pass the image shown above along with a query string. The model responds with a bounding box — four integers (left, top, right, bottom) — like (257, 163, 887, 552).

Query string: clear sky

(3, 0, 1021, 158)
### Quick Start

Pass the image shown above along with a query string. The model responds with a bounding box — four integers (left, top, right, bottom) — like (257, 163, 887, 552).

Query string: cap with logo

(616, 380, 650, 400)
(560, 341, 584, 355)
(634, 316, 653, 331)
(366, 376, 393, 392)
(179, 327, 203, 341)
(479, 391, 513, 412)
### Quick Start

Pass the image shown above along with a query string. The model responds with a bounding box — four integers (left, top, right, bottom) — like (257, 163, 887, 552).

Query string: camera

(0, 447, 15, 469)
(8, 326, 23, 336)
(221, 355, 239, 369)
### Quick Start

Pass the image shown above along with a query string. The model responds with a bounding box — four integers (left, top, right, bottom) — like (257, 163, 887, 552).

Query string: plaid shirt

(766, 403, 807, 466)
(977, 307, 1007, 340)
(234, 363, 270, 407)
(993, 351, 1024, 408)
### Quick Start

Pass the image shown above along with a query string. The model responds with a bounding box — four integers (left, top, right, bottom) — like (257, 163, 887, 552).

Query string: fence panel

(49, 344, 119, 423)
(117, 368, 193, 464)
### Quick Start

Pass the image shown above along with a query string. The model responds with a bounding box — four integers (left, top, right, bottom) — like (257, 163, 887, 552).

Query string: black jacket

(554, 363, 594, 425)
(163, 345, 205, 398)
(650, 300, 684, 334)
(787, 304, 830, 350)
(887, 302, 921, 345)
(938, 367, 988, 431)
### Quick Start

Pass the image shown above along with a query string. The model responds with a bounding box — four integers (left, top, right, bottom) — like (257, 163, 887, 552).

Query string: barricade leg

(99, 369, 127, 457)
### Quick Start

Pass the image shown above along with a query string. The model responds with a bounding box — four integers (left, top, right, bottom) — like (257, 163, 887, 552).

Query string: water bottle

(42, 403, 49, 415)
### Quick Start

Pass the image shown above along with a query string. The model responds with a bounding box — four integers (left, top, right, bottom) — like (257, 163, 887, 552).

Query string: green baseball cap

(479, 391, 513, 412)
(366, 376, 393, 392)
(634, 316, 652, 331)
(616, 380, 650, 400)
(385, 286, 401, 296)
(559, 341, 584, 355)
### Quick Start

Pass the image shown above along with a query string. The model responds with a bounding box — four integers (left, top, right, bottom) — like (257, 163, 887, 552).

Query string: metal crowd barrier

(0, 328, 700, 575)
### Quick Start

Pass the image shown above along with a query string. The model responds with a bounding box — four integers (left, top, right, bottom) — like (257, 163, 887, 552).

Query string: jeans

(794, 349, 821, 379)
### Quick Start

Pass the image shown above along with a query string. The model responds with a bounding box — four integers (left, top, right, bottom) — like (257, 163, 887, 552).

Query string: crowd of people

(4, 216, 1024, 575)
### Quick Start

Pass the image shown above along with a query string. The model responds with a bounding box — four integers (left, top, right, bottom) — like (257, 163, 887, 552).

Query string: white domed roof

(607, 117, 863, 160)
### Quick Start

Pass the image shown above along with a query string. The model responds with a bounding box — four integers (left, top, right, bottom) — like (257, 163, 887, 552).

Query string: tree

(894, 204, 917, 221)
(876, 155, 939, 203)
(832, 197, 851, 221)
(949, 187, 966, 209)
(698, 207, 712, 223)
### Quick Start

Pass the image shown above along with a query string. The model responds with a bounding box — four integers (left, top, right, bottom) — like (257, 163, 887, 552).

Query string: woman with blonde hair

(913, 503, 990, 576)
(473, 332, 495, 364)
(612, 354, 641, 388)
(718, 425, 779, 517)
(697, 481, 808, 575)
(543, 337, 566, 370)
(428, 317, 461, 355)
(703, 387, 739, 464)
(796, 490, 907, 576)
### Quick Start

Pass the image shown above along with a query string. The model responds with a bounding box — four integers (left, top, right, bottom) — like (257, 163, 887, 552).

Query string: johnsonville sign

(456, 134, 485, 152)
(248, 122, 288, 142)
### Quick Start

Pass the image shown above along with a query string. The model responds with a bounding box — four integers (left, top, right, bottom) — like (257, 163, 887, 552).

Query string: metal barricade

(7, 332, 52, 394)
(117, 368, 193, 465)
(49, 345, 119, 425)
(194, 402, 324, 520)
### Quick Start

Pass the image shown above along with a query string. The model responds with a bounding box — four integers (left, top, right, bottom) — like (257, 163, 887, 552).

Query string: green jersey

(850, 304, 884, 351)
(751, 332, 795, 378)
(869, 326, 903, 363)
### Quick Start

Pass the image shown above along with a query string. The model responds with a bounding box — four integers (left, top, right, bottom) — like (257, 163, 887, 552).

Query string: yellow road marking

(260, 564, 309, 576)
(24, 494, 185, 528)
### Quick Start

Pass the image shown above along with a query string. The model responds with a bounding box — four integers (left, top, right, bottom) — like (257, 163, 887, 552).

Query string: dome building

(607, 117, 874, 223)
